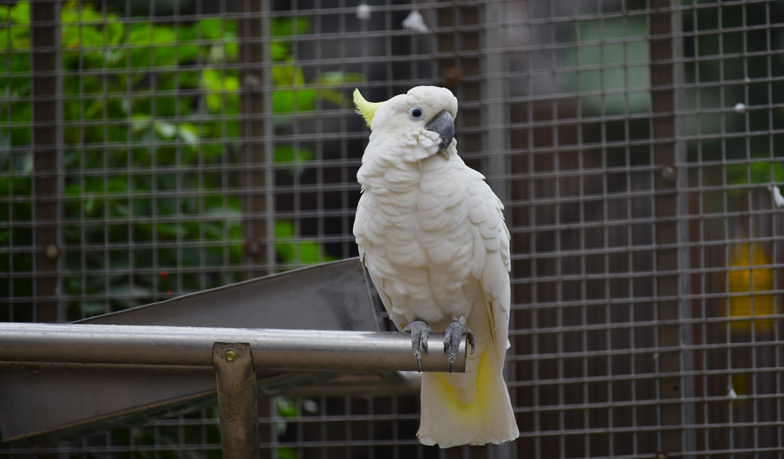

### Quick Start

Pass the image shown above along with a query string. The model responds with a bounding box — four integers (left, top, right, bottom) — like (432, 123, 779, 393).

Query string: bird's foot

(403, 320, 432, 372)
(443, 317, 476, 373)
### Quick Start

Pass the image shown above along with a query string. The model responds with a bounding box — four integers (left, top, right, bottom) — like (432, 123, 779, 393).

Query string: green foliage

(0, 2, 246, 315)
(266, 15, 360, 266)
(274, 396, 302, 458)
(726, 159, 784, 195)
(275, 220, 337, 267)
(0, 3, 361, 316)
(270, 17, 362, 116)
(274, 146, 314, 175)
(277, 447, 301, 459)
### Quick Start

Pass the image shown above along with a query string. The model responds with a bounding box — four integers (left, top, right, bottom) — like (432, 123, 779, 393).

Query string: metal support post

(238, 0, 270, 278)
(649, 0, 696, 456)
(31, 0, 62, 322)
(483, 3, 514, 459)
(213, 342, 261, 459)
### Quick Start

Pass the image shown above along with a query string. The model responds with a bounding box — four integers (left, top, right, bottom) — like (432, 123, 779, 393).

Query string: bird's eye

(408, 106, 424, 120)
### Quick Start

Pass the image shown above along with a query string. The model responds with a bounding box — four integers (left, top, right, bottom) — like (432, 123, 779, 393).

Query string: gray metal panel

(78, 257, 381, 332)
(0, 258, 386, 446)
(0, 362, 332, 447)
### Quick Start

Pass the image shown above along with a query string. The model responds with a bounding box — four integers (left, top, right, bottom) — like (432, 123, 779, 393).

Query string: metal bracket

(212, 342, 261, 459)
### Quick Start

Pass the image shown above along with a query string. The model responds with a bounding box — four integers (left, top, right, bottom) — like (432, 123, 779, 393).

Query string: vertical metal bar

(483, 3, 513, 459)
(484, 2, 508, 206)
(262, 0, 275, 276)
(648, 1, 696, 456)
(30, 0, 62, 323)
(238, 0, 269, 278)
(212, 342, 261, 459)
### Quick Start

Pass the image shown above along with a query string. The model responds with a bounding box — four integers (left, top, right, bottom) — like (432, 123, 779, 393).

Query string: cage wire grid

(1, 0, 784, 457)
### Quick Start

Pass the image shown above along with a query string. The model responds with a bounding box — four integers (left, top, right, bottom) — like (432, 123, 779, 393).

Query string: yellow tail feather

(418, 348, 519, 448)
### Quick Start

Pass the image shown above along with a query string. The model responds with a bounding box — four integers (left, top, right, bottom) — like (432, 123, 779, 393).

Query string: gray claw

(403, 320, 432, 372)
(443, 320, 476, 373)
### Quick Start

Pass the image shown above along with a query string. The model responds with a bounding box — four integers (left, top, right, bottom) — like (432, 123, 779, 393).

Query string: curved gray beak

(425, 110, 454, 151)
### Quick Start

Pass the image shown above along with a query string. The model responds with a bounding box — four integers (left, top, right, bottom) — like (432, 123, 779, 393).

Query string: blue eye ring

(408, 106, 424, 120)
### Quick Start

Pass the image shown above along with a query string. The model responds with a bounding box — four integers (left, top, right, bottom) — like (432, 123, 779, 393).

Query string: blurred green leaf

(275, 220, 336, 265)
(274, 146, 313, 164)
(107, 177, 128, 193)
(272, 17, 310, 37)
(131, 115, 151, 133)
(299, 242, 322, 264)
(177, 123, 199, 146)
(277, 447, 300, 459)
(727, 160, 784, 194)
(157, 223, 184, 239)
(273, 90, 316, 114)
(224, 42, 239, 60)
(315, 71, 365, 86)
(274, 146, 313, 175)
(271, 41, 290, 61)
(202, 69, 239, 112)
(154, 120, 176, 138)
(272, 65, 305, 86)
(178, 44, 199, 63)
(65, 183, 82, 196)
(275, 220, 297, 262)
(129, 23, 153, 44)
(106, 21, 125, 45)
(276, 397, 299, 418)
(10, 1, 29, 24)
(9, 25, 30, 49)
(200, 19, 224, 40)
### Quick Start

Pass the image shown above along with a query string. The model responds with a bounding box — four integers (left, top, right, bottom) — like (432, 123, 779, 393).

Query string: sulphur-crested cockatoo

(353, 86, 519, 447)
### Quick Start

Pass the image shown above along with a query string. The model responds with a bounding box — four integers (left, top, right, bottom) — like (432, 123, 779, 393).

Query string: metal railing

(0, 322, 466, 457)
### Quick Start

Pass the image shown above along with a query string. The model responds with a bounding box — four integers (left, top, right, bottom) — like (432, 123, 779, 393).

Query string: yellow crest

(353, 89, 384, 128)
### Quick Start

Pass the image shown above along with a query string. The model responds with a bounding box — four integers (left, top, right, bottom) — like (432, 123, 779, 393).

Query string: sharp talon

(404, 320, 431, 372)
(467, 331, 476, 354)
(443, 319, 474, 369)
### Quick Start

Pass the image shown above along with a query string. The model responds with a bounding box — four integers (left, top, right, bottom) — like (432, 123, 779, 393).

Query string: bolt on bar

(0, 322, 467, 373)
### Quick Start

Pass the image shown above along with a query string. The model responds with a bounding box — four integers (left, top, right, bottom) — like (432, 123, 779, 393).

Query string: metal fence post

(483, 3, 514, 459)
(649, 1, 696, 456)
(30, 0, 62, 323)
(238, 0, 270, 278)
(212, 342, 262, 459)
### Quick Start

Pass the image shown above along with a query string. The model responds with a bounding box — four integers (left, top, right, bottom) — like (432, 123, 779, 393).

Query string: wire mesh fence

(1, 0, 784, 457)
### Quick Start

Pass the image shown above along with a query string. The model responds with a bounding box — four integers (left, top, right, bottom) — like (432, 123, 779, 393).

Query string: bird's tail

(417, 346, 519, 448)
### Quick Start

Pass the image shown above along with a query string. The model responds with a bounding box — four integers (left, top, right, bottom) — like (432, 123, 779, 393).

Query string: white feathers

(728, 384, 739, 399)
(353, 86, 518, 447)
(769, 184, 784, 208)
(356, 3, 371, 20)
(402, 10, 429, 33)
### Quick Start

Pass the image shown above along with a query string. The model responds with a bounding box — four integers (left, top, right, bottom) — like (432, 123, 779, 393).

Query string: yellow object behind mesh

(728, 243, 777, 333)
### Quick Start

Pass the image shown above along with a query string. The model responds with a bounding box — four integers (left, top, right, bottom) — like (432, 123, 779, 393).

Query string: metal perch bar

(0, 322, 466, 458)
(0, 322, 467, 373)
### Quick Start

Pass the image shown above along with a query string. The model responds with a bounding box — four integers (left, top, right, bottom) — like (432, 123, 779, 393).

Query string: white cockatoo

(352, 86, 519, 447)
